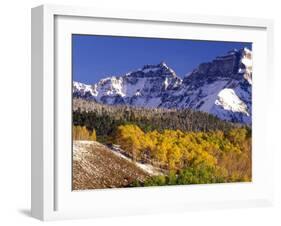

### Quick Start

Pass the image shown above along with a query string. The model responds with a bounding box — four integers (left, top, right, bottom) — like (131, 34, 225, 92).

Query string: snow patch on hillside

(215, 88, 249, 115)
(74, 141, 163, 176)
(73, 81, 97, 96)
(110, 144, 163, 176)
(196, 80, 228, 112)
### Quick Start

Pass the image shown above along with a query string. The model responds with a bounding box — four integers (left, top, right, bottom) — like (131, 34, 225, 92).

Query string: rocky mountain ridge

(73, 48, 252, 124)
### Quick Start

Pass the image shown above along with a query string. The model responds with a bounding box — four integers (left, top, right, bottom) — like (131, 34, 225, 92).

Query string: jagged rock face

(74, 62, 182, 107)
(73, 48, 252, 124)
(160, 48, 252, 124)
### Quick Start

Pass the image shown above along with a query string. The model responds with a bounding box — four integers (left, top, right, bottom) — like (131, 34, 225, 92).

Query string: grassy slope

(73, 141, 150, 190)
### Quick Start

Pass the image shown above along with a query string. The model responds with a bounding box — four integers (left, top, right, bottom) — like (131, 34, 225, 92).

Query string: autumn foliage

(72, 100, 251, 186)
(115, 124, 251, 184)
(73, 126, 97, 141)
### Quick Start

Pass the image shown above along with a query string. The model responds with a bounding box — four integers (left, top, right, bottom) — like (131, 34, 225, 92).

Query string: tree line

(73, 98, 241, 141)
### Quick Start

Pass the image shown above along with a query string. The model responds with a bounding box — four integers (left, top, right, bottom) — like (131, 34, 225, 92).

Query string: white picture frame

(31, 4, 274, 221)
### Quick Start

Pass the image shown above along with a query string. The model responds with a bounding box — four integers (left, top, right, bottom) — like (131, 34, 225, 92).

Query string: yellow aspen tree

(167, 145, 182, 170)
(115, 125, 144, 162)
(72, 126, 77, 140)
(76, 126, 82, 140)
(89, 129, 97, 141)
(80, 126, 89, 140)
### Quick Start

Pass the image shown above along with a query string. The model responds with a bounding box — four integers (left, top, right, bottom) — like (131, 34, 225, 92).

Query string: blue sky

(72, 34, 252, 84)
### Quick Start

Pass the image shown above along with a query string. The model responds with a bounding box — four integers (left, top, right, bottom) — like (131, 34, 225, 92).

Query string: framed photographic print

(31, 4, 274, 221)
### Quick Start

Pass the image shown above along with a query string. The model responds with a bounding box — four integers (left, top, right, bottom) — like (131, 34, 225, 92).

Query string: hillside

(73, 140, 159, 190)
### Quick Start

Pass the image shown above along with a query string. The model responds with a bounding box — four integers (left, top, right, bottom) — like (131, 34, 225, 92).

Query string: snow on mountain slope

(74, 62, 182, 107)
(210, 88, 251, 124)
(73, 81, 97, 98)
(214, 88, 249, 115)
(73, 48, 252, 124)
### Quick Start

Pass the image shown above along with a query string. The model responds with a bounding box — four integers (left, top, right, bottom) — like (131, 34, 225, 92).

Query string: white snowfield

(192, 80, 229, 113)
(73, 81, 97, 96)
(215, 88, 249, 116)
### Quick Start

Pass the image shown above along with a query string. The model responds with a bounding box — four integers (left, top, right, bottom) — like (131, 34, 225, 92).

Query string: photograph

(72, 34, 252, 190)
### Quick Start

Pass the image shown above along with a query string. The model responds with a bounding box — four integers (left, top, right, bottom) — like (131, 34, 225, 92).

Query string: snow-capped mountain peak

(239, 48, 252, 85)
(127, 61, 178, 79)
(73, 81, 97, 97)
(73, 48, 252, 124)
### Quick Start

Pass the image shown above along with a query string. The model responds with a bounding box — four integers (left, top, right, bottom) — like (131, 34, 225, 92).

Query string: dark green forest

(73, 98, 242, 140)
